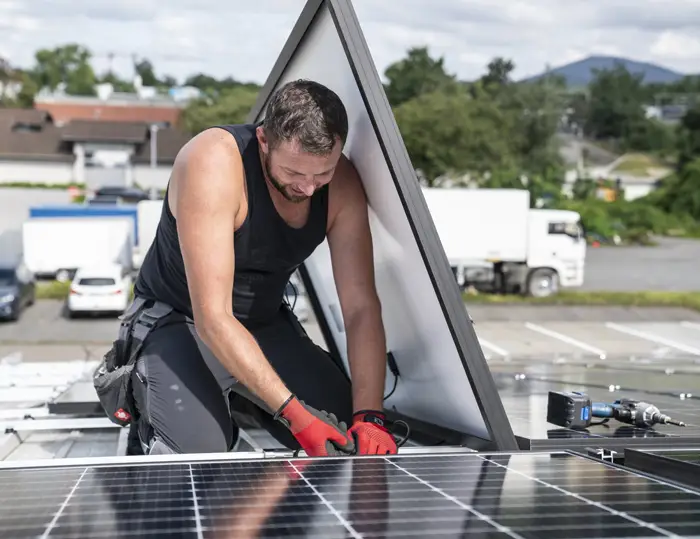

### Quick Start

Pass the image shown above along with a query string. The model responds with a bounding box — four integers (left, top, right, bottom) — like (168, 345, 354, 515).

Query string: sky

(1, 0, 699, 85)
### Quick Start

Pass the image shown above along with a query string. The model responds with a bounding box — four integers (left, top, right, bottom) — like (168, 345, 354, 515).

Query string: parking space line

(478, 339, 509, 357)
(681, 321, 700, 331)
(605, 322, 700, 356)
(524, 322, 607, 358)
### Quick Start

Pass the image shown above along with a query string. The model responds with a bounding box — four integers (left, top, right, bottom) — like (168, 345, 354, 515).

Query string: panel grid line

(384, 457, 525, 539)
(288, 460, 363, 539)
(188, 464, 204, 539)
(40, 466, 88, 539)
(476, 455, 683, 538)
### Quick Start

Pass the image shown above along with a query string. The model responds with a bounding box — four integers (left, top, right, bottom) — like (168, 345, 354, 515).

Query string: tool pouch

(93, 297, 173, 426)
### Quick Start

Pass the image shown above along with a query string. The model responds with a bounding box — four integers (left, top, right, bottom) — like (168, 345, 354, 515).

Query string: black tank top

(133, 123, 329, 324)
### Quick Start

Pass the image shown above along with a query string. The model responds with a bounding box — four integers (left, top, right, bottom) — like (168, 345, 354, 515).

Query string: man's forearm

(197, 314, 291, 413)
(345, 304, 387, 412)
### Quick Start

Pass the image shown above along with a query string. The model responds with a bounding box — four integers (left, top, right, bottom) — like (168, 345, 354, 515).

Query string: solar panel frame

(624, 448, 700, 491)
(2, 451, 700, 538)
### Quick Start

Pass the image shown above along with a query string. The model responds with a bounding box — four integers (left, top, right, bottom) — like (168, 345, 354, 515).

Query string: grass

(0, 182, 86, 190)
(36, 280, 135, 300)
(36, 280, 72, 299)
(463, 290, 700, 312)
(611, 153, 669, 177)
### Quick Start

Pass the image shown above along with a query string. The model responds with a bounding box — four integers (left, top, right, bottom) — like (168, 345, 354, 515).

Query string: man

(128, 79, 397, 457)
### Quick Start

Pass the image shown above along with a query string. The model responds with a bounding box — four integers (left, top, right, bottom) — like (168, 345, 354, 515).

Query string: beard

(262, 151, 308, 204)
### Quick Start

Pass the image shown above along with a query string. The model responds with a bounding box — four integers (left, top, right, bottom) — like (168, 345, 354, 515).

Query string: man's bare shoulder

(176, 127, 243, 171)
(170, 128, 245, 219)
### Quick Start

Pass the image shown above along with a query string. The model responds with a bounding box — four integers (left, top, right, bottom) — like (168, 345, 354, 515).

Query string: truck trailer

(22, 218, 134, 281)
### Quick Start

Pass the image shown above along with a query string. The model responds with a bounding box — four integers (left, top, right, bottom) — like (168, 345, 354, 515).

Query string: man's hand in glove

(348, 410, 397, 455)
(274, 395, 355, 457)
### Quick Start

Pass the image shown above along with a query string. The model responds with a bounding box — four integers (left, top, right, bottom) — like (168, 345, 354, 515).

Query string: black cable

(383, 371, 398, 400)
(283, 278, 299, 311)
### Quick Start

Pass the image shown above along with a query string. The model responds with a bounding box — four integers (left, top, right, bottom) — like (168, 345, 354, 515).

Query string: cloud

(1, 0, 697, 85)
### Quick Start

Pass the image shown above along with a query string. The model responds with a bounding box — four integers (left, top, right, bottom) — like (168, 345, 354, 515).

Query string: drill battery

(547, 391, 592, 430)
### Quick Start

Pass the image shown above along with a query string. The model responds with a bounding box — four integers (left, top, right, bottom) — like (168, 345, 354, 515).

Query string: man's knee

(131, 338, 237, 455)
(142, 425, 235, 455)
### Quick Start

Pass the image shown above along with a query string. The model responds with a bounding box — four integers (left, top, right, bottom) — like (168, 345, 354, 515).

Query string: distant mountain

(521, 55, 687, 87)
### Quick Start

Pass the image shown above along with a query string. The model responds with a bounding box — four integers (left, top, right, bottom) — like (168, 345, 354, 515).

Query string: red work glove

(348, 410, 397, 455)
(274, 395, 355, 457)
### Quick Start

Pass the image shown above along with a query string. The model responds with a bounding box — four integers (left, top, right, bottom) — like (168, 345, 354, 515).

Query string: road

(581, 236, 700, 292)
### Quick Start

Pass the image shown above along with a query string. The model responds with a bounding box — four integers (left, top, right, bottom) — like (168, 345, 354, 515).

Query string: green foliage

(383, 47, 456, 108)
(36, 280, 71, 300)
(464, 289, 700, 312)
(180, 86, 260, 135)
(677, 105, 700, 169)
(586, 64, 647, 140)
(32, 44, 97, 96)
(393, 87, 516, 184)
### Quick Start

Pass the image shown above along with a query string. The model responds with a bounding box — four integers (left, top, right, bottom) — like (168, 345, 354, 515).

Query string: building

(0, 108, 191, 189)
(33, 83, 191, 127)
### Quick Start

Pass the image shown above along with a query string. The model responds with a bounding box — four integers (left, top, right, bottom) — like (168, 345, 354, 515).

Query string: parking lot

(3, 301, 700, 366)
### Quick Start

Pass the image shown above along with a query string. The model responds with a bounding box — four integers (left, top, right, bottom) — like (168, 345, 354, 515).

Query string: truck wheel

(527, 268, 559, 298)
(56, 269, 71, 282)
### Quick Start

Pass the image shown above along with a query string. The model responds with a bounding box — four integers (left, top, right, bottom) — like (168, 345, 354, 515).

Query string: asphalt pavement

(581, 236, 700, 292)
(2, 301, 700, 366)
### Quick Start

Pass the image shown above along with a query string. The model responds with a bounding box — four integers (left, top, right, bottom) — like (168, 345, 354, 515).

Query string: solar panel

(495, 372, 700, 450)
(1, 451, 700, 538)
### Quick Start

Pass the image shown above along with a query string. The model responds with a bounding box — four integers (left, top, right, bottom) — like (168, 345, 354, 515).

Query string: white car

(66, 264, 132, 318)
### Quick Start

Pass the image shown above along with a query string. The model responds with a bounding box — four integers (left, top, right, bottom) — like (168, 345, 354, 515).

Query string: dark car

(0, 261, 36, 321)
(93, 186, 150, 204)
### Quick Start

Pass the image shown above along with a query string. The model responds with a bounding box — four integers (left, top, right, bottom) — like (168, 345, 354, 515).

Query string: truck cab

(525, 209, 586, 297)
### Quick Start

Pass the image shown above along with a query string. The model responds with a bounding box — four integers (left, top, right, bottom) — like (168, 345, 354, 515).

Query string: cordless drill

(547, 391, 687, 430)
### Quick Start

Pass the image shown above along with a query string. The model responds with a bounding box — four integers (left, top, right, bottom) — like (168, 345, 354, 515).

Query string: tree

(135, 59, 159, 87)
(393, 87, 516, 185)
(585, 64, 647, 141)
(180, 85, 260, 135)
(383, 47, 455, 107)
(677, 105, 700, 170)
(31, 44, 97, 95)
(480, 57, 515, 90)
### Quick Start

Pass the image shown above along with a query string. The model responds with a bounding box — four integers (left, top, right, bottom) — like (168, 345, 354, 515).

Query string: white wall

(622, 183, 655, 201)
(132, 165, 172, 190)
(0, 161, 75, 185)
(83, 143, 133, 167)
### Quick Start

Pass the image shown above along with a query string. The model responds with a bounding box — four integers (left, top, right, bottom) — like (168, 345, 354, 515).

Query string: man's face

(257, 127, 343, 203)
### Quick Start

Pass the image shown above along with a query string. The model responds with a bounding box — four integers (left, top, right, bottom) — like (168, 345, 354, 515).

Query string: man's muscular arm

(173, 131, 291, 412)
(327, 156, 386, 413)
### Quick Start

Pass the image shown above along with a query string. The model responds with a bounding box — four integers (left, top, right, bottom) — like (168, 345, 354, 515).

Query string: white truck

(133, 200, 163, 268)
(422, 187, 586, 297)
(22, 218, 134, 282)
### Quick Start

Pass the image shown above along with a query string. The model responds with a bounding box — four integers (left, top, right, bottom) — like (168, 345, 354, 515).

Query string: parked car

(92, 186, 150, 203)
(66, 264, 132, 318)
(0, 260, 36, 322)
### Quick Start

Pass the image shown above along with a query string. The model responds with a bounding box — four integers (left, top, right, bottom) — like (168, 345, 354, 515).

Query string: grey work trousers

(130, 305, 353, 454)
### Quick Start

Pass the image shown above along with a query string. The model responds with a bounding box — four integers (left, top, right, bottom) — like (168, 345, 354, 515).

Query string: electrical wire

(383, 371, 398, 400)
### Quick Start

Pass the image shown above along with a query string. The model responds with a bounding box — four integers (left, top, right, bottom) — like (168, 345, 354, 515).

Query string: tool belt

(93, 297, 174, 427)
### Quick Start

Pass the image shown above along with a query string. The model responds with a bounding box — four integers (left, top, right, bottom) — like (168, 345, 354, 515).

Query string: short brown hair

(262, 79, 348, 155)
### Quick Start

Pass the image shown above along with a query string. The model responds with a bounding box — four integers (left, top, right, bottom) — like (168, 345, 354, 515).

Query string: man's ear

(256, 125, 269, 153)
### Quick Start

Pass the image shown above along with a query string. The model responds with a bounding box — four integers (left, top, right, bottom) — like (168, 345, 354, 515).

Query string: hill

(522, 55, 686, 87)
